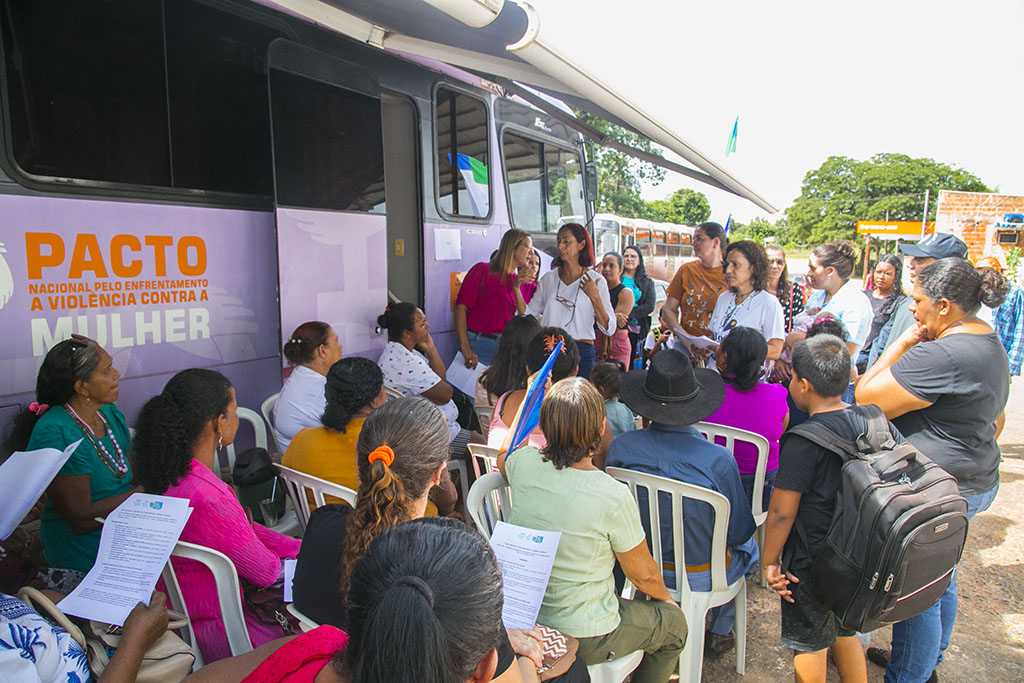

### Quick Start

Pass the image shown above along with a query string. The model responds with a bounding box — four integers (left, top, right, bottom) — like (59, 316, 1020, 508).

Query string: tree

(786, 154, 991, 245)
(575, 110, 666, 216)
(644, 188, 711, 225)
(727, 217, 792, 244)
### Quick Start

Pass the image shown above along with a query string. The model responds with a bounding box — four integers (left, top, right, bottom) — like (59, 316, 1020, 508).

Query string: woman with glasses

(8, 336, 139, 580)
(765, 244, 804, 334)
(525, 222, 616, 379)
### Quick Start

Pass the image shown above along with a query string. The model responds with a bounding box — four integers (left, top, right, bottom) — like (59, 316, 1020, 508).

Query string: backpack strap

(856, 404, 898, 452)
(786, 420, 860, 462)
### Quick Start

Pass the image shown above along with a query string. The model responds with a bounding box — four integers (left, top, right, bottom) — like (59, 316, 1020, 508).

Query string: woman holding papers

(11, 336, 139, 578)
(707, 241, 786, 367)
(500, 378, 688, 683)
(525, 222, 616, 379)
(133, 369, 301, 663)
(454, 228, 535, 368)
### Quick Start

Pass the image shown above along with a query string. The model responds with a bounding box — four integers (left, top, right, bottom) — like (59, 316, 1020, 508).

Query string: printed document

(673, 327, 718, 350)
(60, 493, 192, 626)
(490, 521, 560, 630)
(0, 440, 80, 539)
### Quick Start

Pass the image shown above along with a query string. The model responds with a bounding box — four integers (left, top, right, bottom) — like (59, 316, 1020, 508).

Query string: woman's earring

(217, 435, 223, 449)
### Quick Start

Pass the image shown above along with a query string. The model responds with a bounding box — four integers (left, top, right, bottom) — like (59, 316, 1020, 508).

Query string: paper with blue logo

(489, 521, 561, 630)
(59, 493, 192, 625)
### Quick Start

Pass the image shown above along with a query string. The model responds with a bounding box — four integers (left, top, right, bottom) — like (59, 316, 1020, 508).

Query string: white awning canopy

(253, 0, 778, 213)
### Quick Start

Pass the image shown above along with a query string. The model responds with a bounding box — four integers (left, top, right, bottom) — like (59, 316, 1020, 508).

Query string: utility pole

(921, 189, 930, 238)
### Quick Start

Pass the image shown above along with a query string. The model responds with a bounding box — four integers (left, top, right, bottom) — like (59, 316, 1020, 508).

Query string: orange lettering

(110, 235, 143, 278)
(25, 232, 64, 280)
(177, 236, 207, 277)
(145, 235, 173, 277)
(68, 234, 109, 279)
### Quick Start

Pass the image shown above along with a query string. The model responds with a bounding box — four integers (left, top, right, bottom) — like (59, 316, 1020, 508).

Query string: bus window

(435, 87, 489, 219)
(1, 0, 170, 185)
(503, 131, 584, 232)
(269, 70, 385, 211)
(164, 1, 285, 196)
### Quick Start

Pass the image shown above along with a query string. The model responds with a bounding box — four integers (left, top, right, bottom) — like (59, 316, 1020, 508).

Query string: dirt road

(700, 379, 1024, 682)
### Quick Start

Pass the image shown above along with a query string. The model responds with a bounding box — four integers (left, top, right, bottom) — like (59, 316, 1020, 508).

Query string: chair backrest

(606, 467, 734, 602)
(466, 472, 511, 540)
(694, 421, 770, 522)
(474, 404, 494, 437)
(161, 540, 253, 667)
(275, 463, 358, 531)
(220, 406, 269, 479)
(383, 385, 404, 400)
(261, 393, 281, 454)
(467, 443, 501, 478)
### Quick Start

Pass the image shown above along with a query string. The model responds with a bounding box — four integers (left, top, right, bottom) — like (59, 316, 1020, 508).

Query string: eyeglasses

(769, 259, 786, 266)
(555, 294, 577, 311)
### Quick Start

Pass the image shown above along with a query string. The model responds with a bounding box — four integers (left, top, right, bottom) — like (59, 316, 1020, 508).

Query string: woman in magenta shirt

(454, 229, 534, 368)
(706, 326, 789, 510)
(133, 368, 301, 663)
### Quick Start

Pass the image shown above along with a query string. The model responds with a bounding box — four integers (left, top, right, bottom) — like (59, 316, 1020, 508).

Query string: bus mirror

(585, 161, 598, 201)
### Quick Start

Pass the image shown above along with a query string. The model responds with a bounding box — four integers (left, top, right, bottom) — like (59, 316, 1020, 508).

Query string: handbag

(15, 586, 195, 683)
(535, 624, 579, 681)
(242, 580, 301, 634)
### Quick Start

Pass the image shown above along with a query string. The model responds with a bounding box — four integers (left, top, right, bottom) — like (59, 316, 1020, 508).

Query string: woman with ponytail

(133, 369, 301, 663)
(706, 326, 790, 510)
(282, 358, 386, 496)
(12, 336, 139, 579)
(182, 518, 507, 683)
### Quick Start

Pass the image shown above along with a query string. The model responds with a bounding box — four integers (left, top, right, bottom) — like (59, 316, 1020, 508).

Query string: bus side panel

(0, 195, 281, 416)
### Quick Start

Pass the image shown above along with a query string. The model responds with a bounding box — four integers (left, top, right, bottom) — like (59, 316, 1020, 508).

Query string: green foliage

(727, 217, 794, 245)
(575, 110, 666, 216)
(643, 188, 711, 225)
(1006, 247, 1021, 284)
(786, 153, 991, 245)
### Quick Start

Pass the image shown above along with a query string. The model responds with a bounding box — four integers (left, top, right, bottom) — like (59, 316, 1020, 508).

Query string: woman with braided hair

(133, 368, 301, 663)
(282, 357, 386, 497)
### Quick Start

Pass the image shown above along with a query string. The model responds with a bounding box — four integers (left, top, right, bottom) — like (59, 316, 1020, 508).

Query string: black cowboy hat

(620, 349, 725, 426)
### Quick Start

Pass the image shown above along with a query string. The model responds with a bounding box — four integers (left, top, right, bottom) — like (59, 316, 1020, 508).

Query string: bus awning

(253, 0, 778, 213)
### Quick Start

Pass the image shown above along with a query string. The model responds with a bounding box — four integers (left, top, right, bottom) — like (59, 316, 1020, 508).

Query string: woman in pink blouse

(454, 228, 535, 369)
(133, 369, 301, 663)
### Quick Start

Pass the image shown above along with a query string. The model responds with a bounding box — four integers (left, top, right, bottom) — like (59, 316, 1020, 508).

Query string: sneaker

(704, 630, 735, 657)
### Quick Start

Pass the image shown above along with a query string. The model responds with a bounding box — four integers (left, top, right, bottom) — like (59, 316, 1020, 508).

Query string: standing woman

(11, 336, 139, 579)
(859, 254, 906, 372)
(856, 259, 1009, 682)
(526, 222, 616, 379)
(272, 321, 343, 453)
(707, 240, 786, 366)
(765, 244, 804, 334)
(454, 228, 534, 369)
(596, 251, 636, 369)
(622, 245, 657, 368)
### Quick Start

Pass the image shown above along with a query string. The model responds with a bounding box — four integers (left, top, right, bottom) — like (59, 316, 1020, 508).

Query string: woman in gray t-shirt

(856, 257, 1010, 683)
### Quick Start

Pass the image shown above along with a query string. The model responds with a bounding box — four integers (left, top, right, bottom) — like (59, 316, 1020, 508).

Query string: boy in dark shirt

(762, 335, 899, 682)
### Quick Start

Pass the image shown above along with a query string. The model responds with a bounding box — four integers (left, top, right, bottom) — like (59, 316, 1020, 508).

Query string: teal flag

(725, 117, 738, 157)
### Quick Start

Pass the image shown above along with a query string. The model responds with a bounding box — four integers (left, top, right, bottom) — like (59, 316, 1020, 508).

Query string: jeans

(576, 341, 596, 380)
(885, 485, 999, 682)
(740, 468, 777, 515)
(467, 331, 501, 366)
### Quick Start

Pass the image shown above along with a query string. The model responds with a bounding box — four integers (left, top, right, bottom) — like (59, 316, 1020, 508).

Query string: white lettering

(110, 314, 133, 348)
(135, 311, 162, 345)
(165, 309, 186, 343)
(188, 308, 210, 341)
(31, 317, 73, 356)
(30, 308, 211, 356)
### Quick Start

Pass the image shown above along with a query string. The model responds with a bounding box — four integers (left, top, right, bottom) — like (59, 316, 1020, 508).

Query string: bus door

(267, 39, 390, 358)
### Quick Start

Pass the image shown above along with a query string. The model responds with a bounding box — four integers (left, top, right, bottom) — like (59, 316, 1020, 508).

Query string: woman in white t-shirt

(707, 240, 785, 369)
(376, 303, 462, 444)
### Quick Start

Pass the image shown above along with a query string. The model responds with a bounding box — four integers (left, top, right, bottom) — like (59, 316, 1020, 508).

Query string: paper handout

(0, 439, 81, 540)
(489, 521, 560, 630)
(672, 327, 718, 350)
(283, 558, 297, 603)
(60, 493, 192, 626)
(446, 351, 484, 398)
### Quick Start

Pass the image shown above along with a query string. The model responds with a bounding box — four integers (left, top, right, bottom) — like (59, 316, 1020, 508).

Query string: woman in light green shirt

(500, 377, 688, 683)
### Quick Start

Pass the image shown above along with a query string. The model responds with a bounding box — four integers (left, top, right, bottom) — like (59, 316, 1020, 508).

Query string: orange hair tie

(367, 445, 395, 467)
(542, 333, 564, 354)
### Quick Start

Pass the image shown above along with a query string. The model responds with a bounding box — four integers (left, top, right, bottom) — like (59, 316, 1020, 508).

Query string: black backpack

(789, 405, 969, 632)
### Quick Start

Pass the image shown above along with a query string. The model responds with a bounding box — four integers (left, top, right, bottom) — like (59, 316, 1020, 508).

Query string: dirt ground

(698, 379, 1024, 682)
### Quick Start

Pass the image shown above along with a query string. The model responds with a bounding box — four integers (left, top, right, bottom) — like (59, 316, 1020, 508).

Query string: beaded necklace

(64, 403, 129, 477)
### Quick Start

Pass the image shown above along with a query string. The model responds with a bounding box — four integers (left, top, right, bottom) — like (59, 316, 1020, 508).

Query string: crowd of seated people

(3, 225, 1015, 683)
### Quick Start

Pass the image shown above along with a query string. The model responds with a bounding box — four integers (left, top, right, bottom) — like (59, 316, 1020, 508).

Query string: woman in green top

(498, 377, 687, 683)
(11, 336, 139, 575)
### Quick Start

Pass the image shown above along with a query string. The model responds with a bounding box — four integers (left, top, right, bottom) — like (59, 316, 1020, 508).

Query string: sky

(528, 0, 1024, 224)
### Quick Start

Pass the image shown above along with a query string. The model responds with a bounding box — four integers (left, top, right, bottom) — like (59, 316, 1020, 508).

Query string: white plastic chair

(161, 540, 253, 669)
(448, 457, 471, 508)
(286, 603, 321, 633)
(275, 463, 358, 531)
(261, 393, 281, 454)
(221, 406, 269, 477)
(474, 404, 494, 438)
(606, 467, 747, 682)
(466, 471, 511, 539)
(587, 650, 645, 683)
(468, 443, 500, 478)
(383, 385, 404, 400)
(695, 421, 770, 587)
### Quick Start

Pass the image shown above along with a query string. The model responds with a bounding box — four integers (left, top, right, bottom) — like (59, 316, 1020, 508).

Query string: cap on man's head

(900, 233, 968, 260)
